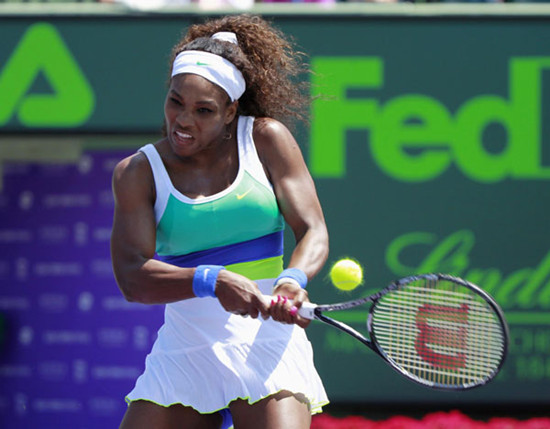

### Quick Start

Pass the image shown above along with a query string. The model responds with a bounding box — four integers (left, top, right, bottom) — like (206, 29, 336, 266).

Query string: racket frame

(310, 273, 509, 391)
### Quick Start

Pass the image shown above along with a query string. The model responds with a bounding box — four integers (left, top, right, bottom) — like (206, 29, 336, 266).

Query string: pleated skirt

(126, 279, 328, 415)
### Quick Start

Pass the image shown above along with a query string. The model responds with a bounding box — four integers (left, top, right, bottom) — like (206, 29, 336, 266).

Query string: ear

(225, 101, 238, 124)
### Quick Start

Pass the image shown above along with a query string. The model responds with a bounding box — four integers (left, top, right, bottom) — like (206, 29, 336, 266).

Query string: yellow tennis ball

(330, 258, 363, 291)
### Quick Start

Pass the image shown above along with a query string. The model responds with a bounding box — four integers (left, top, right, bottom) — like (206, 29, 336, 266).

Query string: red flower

(311, 410, 550, 429)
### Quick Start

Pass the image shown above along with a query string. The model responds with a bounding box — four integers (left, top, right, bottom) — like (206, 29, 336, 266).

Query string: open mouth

(175, 131, 193, 141)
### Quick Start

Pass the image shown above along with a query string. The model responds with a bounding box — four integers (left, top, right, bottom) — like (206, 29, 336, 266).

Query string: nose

(175, 108, 193, 128)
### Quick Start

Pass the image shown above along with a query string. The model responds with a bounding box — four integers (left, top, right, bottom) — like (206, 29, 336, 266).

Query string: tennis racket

(270, 273, 509, 391)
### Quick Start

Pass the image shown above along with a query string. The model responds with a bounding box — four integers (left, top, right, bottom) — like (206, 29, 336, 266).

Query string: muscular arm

(254, 119, 329, 322)
(110, 152, 195, 304)
(110, 150, 268, 317)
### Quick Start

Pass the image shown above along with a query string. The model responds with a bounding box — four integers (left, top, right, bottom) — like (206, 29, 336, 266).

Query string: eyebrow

(169, 89, 216, 105)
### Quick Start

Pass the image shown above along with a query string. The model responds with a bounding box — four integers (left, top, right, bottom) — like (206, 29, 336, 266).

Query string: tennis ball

(330, 258, 363, 291)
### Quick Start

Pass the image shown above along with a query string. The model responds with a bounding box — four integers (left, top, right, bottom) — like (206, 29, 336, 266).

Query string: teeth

(176, 131, 192, 139)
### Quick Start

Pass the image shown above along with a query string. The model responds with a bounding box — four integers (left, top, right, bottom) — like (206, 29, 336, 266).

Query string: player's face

(164, 74, 236, 158)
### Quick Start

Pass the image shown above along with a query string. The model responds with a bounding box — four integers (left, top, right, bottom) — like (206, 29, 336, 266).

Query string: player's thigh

(119, 400, 223, 429)
(229, 390, 311, 429)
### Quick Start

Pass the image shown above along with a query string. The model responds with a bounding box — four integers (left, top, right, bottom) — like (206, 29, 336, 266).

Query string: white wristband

(272, 277, 302, 292)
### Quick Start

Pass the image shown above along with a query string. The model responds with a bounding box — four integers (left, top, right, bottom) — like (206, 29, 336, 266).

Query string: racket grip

(261, 294, 317, 320)
(297, 301, 317, 320)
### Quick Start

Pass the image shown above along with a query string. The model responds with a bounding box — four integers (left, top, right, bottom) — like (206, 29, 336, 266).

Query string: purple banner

(0, 149, 164, 428)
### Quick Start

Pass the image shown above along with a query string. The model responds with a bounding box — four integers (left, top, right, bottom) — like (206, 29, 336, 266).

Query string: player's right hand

(214, 270, 269, 319)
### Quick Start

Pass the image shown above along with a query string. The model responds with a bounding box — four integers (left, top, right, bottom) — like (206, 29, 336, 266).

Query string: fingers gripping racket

(283, 273, 508, 390)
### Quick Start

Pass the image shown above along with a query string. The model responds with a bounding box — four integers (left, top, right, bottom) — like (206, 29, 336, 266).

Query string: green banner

(1, 10, 549, 404)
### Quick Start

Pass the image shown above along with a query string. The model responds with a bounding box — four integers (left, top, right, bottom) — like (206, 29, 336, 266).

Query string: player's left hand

(269, 284, 311, 328)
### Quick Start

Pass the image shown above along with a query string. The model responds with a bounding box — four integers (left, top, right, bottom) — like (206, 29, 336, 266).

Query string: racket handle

(261, 294, 317, 320)
(297, 301, 317, 320)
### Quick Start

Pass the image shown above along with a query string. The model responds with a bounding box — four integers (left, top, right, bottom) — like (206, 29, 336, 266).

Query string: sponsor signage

(0, 11, 548, 426)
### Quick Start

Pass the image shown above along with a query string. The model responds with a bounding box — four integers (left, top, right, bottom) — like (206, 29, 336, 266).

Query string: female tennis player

(111, 14, 329, 429)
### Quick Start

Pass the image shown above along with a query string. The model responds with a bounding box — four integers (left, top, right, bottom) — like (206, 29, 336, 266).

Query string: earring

(223, 131, 232, 140)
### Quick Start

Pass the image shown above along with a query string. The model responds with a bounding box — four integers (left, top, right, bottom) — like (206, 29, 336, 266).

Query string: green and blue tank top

(139, 116, 285, 280)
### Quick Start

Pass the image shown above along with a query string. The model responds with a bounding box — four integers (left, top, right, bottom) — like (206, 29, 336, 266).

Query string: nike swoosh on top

(236, 189, 253, 200)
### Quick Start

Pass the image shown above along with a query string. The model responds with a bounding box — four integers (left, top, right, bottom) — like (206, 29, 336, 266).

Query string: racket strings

(373, 308, 505, 337)
(371, 277, 506, 389)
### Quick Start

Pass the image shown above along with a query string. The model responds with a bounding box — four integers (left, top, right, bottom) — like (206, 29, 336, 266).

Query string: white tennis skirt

(125, 279, 329, 415)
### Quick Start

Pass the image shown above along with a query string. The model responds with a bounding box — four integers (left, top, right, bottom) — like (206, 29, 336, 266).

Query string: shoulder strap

(237, 116, 273, 190)
(138, 144, 171, 224)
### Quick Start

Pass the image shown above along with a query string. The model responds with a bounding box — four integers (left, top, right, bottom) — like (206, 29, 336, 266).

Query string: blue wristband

(274, 268, 308, 289)
(193, 265, 225, 298)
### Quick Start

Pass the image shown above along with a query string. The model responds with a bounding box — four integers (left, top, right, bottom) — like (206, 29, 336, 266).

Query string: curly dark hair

(169, 14, 311, 126)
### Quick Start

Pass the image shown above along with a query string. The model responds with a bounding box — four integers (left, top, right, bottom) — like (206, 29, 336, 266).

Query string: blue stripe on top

(158, 231, 284, 268)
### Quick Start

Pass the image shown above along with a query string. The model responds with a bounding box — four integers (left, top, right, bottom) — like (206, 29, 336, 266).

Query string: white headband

(171, 32, 245, 102)
(211, 31, 238, 44)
